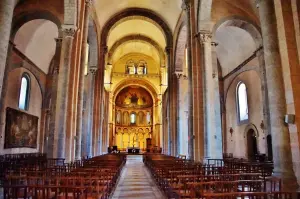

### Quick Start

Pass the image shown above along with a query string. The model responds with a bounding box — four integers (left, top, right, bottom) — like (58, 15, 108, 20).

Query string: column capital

(53, 66, 59, 75)
(101, 45, 108, 54)
(165, 46, 173, 54)
(174, 71, 188, 80)
(85, 0, 92, 6)
(181, 0, 191, 11)
(197, 31, 212, 44)
(61, 25, 77, 37)
(255, 0, 263, 8)
(89, 67, 98, 75)
(54, 37, 63, 46)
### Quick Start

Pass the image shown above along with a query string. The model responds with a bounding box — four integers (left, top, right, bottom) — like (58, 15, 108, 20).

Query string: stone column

(198, 33, 223, 159)
(55, 25, 76, 159)
(75, 0, 91, 160)
(0, 0, 14, 102)
(87, 67, 97, 157)
(256, 48, 270, 137)
(182, 0, 194, 160)
(47, 37, 63, 157)
(211, 41, 223, 158)
(166, 47, 172, 155)
(256, 0, 298, 190)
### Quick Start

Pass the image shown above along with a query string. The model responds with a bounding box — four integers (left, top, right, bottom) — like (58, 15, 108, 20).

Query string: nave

(1, 0, 300, 194)
(111, 155, 164, 199)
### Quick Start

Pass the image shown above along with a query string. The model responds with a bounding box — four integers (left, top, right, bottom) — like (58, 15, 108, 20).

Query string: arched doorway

(247, 129, 258, 160)
(267, 134, 273, 161)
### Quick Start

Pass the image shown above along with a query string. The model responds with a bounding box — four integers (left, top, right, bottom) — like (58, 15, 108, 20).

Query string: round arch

(224, 69, 261, 105)
(100, 8, 173, 48)
(108, 34, 166, 65)
(11, 10, 62, 40)
(8, 67, 45, 99)
(244, 123, 259, 138)
(212, 16, 262, 47)
(112, 78, 158, 105)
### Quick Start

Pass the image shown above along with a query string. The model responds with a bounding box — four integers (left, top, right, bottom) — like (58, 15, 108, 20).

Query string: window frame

(236, 81, 249, 125)
(18, 73, 31, 111)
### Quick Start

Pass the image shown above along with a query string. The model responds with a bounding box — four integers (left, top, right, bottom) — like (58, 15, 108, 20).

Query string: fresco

(4, 107, 38, 148)
(115, 86, 153, 108)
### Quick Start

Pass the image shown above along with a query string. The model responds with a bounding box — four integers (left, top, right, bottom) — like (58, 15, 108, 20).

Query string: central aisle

(111, 155, 165, 199)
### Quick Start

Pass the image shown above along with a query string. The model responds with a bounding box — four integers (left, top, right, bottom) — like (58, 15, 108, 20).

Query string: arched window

(130, 113, 136, 124)
(18, 74, 30, 110)
(236, 82, 249, 123)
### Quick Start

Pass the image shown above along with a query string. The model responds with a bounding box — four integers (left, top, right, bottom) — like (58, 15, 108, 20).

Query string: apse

(114, 86, 153, 150)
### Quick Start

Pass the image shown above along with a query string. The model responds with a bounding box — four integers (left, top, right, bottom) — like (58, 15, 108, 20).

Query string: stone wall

(225, 70, 265, 158)
(0, 67, 43, 154)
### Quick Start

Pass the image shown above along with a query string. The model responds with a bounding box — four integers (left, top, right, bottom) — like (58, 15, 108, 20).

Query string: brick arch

(108, 34, 166, 66)
(100, 8, 173, 48)
(212, 16, 262, 47)
(10, 10, 62, 40)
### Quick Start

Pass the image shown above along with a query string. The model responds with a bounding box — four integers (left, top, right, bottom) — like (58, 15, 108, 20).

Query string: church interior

(0, 0, 300, 198)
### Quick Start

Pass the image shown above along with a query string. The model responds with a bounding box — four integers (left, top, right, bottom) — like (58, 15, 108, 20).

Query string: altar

(126, 147, 140, 154)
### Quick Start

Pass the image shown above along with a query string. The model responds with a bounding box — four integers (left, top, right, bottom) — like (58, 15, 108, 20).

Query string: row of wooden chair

(2, 153, 126, 199)
(144, 154, 299, 199)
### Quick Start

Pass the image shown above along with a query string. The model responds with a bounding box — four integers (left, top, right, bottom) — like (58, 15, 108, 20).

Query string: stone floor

(111, 155, 166, 199)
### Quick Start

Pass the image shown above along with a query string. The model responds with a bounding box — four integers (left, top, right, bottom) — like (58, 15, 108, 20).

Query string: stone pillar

(87, 67, 97, 157)
(166, 47, 172, 155)
(55, 25, 76, 159)
(0, 0, 14, 102)
(211, 41, 223, 158)
(47, 37, 63, 157)
(75, 0, 91, 160)
(198, 34, 223, 159)
(256, 0, 298, 190)
(256, 48, 270, 138)
(182, 0, 194, 160)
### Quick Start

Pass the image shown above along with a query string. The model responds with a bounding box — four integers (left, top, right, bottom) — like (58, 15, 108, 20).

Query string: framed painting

(4, 107, 39, 148)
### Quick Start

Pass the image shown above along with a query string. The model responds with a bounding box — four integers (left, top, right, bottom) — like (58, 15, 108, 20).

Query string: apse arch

(100, 8, 173, 48)
(112, 78, 158, 105)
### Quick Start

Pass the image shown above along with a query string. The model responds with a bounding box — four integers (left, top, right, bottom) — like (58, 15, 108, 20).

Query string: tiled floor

(111, 155, 166, 199)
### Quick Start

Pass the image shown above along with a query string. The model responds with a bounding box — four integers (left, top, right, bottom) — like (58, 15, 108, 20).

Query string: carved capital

(174, 71, 188, 80)
(211, 42, 218, 47)
(85, 0, 92, 7)
(53, 66, 59, 75)
(89, 67, 98, 75)
(198, 32, 212, 44)
(181, 0, 191, 11)
(61, 25, 77, 38)
(101, 45, 108, 54)
(255, 0, 262, 8)
(54, 37, 63, 46)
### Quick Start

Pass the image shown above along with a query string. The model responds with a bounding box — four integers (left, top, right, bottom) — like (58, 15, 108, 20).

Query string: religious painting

(4, 107, 38, 148)
(115, 86, 153, 108)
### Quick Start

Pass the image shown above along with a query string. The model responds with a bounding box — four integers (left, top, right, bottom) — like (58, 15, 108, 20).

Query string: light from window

(237, 82, 248, 122)
(19, 76, 29, 110)
(130, 113, 136, 124)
